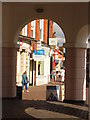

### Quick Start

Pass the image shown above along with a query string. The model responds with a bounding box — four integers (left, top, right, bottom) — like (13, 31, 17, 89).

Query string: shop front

(33, 48, 50, 86)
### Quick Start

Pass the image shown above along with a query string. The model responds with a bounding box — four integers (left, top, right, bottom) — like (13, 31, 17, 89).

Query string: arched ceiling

(2, 2, 88, 48)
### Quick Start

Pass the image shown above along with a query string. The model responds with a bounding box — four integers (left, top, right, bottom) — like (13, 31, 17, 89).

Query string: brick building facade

(17, 19, 53, 86)
(20, 19, 53, 44)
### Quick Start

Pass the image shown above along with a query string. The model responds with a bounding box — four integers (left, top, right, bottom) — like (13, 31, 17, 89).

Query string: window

(40, 29, 42, 39)
(31, 30, 33, 38)
(38, 61, 44, 75)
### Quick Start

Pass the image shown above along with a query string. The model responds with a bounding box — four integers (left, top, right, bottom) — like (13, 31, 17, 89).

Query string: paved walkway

(2, 80, 88, 120)
(22, 78, 64, 101)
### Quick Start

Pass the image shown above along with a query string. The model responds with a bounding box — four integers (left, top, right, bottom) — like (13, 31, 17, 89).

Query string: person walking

(51, 69, 56, 82)
(60, 67, 65, 82)
(22, 71, 29, 93)
(58, 71, 61, 78)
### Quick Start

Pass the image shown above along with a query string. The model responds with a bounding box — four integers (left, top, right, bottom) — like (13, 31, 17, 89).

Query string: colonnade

(2, 43, 87, 103)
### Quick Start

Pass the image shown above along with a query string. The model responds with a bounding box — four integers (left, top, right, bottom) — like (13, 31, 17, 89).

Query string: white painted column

(2, 46, 17, 97)
(65, 48, 86, 101)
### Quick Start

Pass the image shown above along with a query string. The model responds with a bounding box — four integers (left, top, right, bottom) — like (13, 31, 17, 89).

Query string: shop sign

(49, 38, 57, 46)
(46, 85, 60, 101)
(19, 40, 23, 46)
(34, 50, 45, 55)
(33, 54, 45, 61)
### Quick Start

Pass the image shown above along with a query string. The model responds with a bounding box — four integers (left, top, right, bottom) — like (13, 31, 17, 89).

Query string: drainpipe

(29, 50, 30, 86)
(32, 59, 34, 86)
(47, 20, 49, 46)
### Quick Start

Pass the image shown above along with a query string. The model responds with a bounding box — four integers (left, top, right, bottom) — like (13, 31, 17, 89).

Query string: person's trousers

(22, 83, 27, 90)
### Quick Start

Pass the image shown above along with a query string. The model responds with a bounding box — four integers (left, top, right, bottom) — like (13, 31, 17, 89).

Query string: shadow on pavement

(2, 99, 39, 120)
(2, 99, 88, 120)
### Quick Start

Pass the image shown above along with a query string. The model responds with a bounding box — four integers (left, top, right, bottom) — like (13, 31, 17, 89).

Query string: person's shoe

(26, 90, 29, 92)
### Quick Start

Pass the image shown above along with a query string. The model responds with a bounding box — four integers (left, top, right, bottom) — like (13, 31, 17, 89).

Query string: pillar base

(63, 99, 85, 105)
(2, 97, 17, 100)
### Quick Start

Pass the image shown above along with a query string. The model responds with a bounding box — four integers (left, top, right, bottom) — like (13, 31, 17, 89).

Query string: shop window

(38, 61, 44, 75)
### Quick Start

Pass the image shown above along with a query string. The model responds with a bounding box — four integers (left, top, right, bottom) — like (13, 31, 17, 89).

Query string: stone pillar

(16, 49, 21, 85)
(2, 46, 17, 97)
(89, 83, 90, 120)
(65, 48, 86, 102)
(88, 49, 90, 120)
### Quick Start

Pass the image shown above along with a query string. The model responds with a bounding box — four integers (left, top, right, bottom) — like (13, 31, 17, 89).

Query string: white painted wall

(31, 20, 35, 38)
(16, 43, 30, 86)
(24, 25, 27, 36)
(35, 56, 50, 86)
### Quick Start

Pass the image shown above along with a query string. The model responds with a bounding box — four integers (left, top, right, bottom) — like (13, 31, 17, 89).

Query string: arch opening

(16, 18, 66, 102)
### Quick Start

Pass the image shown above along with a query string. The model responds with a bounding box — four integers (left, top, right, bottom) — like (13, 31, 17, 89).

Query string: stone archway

(1, 2, 89, 119)
(15, 18, 65, 101)
(2, 2, 88, 100)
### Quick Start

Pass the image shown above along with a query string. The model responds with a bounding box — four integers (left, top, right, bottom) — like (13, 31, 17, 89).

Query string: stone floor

(2, 78, 89, 120)
(22, 78, 65, 101)
(2, 98, 88, 120)
(21, 80, 88, 120)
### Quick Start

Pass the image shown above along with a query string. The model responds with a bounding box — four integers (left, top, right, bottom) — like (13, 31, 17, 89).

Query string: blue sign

(47, 86, 59, 90)
(34, 50, 45, 55)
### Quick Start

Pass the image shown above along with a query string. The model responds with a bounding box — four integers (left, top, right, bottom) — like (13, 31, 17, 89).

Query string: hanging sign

(49, 38, 57, 46)
(19, 40, 23, 46)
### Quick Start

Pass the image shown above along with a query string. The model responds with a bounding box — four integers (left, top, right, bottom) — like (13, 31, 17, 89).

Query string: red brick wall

(35, 20, 40, 40)
(31, 41, 37, 52)
(43, 20, 53, 44)
(20, 19, 53, 44)
(43, 19, 45, 43)
(27, 23, 31, 37)
(43, 19, 48, 44)
(49, 20, 53, 38)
